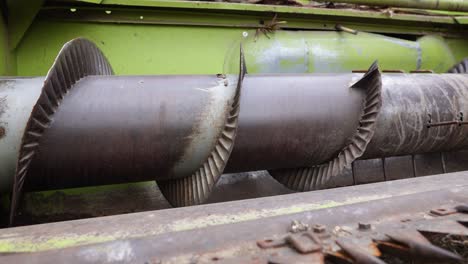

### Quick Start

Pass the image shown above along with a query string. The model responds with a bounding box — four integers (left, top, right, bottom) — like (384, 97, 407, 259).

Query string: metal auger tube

(23, 75, 241, 190)
(0, 78, 45, 193)
(2, 38, 468, 225)
(4, 72, 468, 193)
(363, 73, 468, 158)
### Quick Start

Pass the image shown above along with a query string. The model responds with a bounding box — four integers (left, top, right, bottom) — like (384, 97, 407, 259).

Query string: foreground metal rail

(0, 171, 466, 263)
(1, 38, 468, 225)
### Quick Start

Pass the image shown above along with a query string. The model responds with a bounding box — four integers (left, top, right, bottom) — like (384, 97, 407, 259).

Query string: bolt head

(312, 224, 326, 233)
(358, 222, 371, 230)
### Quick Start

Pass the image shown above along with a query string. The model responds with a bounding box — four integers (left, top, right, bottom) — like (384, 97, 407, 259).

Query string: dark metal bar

(1, 171, 467, 262)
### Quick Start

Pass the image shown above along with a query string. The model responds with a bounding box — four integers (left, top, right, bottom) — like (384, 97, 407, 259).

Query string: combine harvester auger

(1, 38, 468, 227)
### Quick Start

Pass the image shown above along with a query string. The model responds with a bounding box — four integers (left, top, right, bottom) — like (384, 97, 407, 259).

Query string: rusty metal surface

(0, 171, 467, 263)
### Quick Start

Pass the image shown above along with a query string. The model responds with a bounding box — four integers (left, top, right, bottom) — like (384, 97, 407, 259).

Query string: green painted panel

(445, 38, 468, 62)
(239, 31, 423, 73)
(224, 31, 462, 74)
(418, 35, 457, 72)
(74, 0, 460, 24)
(17, 20, 468, 76)
(17, 20, 245, 75)
(311, 0, 468, 12)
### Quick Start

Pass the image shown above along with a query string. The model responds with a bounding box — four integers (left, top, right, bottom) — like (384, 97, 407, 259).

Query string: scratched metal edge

(9, 38, 114, 226)
(157, 48, 246, 207)
(447, 58, 468, 73)
(269, 62, 382, 191)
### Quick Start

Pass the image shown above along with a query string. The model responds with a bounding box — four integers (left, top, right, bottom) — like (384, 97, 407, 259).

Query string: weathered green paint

(418, 35, 457, 71)
(313, 0, 468, 12)
(0, 234, 116, 252)
(38, 6, 467, 38)
(446, 38, 468, 62)
(69, 0, 467, 23)
(0, 193, 387, 252)
(167, 200, 345, 232)
(16, 21, 243, 75)
(16, 21, 468, 76)
(249, 31, 465, 72)
(77, 0, 104, 3)
(454, 16, 468, 24)
(238, 31, 431, 73)
(19, 181, 168, 218)
(402, 8, 468, 16)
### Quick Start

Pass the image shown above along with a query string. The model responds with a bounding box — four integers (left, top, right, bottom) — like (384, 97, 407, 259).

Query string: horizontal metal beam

(40, 3, 468, 37)
(313, 0, 468, 12)
(0, 171, 466, 262)
(53, 0, 468, 23)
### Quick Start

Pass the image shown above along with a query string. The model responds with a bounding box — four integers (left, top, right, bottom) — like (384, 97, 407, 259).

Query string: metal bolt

(358, 222, 371, 230)
(335, 24, 358, 35)
(430, 207, 457, 216)
(290, 220, 309, 233)
(312, 224, 326, 233)
(455, 204, 468, 214)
